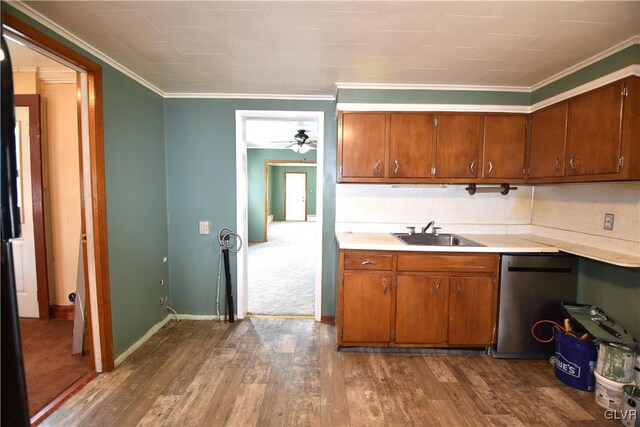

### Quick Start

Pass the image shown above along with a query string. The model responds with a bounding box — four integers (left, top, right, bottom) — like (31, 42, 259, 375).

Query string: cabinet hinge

(393, 277, 397, 288)
(492, 278, 496, 288)
(522, 168, 526, 176)
(432, 117, 438, 127)
(391, 330, 396, 341)
(622, 85, 629, 97)
(618, 156, 624, 168)
(339, 165, 343, 177)
(341, 276, 345, 286)
(431, 165, 437, 176)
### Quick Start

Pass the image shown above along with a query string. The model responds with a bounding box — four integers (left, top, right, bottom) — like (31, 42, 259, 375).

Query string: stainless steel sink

(392, 233, 483, 247)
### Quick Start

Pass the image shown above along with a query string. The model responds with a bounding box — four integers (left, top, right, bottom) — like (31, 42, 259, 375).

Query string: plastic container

(621, 385, 640, 427)
(595, 370, 634, 413)
(596, 342, 636, 383)
(554, 329, 598, 391)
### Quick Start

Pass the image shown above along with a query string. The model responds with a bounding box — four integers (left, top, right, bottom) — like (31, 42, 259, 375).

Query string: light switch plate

(603, 213, 614, 231)
(199, 221, 210, 235)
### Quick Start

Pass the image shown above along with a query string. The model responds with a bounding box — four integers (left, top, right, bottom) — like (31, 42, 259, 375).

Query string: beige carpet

(248, 221, 316, 315)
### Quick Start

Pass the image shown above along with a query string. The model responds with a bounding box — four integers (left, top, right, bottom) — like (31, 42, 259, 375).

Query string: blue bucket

(554, 329, 597, 391)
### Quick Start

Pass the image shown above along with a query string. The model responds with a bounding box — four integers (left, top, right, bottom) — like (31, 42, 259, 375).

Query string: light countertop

(335, 232, 640, 268)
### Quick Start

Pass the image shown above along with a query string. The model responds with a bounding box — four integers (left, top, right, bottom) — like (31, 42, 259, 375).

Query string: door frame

(284, 171, 307, 221)
(263, 160, 316, 241)
(3, 12, 114, 372)
(236, 110, 325, 321)
(14, 95, 49, 320)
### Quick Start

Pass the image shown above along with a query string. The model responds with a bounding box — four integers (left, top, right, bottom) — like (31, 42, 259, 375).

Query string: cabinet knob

(382, 279, 388, 294)
(374, 160, 382, 176)
(554, 157, 560, 172)
(435, 281, 441, 295)
(361, 260, 376, 265)
(455, 282, 461, 296)
(569, 155, 576, 171)
(487, 161, 493, 175)
(394, 160, 400, 175)
(470, 160, 476, 174)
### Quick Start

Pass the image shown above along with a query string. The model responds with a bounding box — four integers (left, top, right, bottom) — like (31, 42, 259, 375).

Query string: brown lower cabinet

(337, 250, 500, 348)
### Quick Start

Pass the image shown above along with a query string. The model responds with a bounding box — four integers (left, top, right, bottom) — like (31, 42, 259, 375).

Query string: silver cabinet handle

(487, 161, 493, 174)
(374, 160, 382, 176)
(383, 279, 388, 294)
(394, 160, 399, 175)
(455, 282, 461, 296)
(569, 155, 576, 171)
(554, 158, 560, 172)
(361, 260, 376, 265)
(470, 160, 476, 174)
(435, 281, 441, 295)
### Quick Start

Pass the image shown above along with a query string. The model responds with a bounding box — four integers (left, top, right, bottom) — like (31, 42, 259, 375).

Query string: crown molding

(336, 103, 530, 113)
(164, 92, 335, 101)
(38, 67, 76, 84)
(8, 0, 165, 97)
(531, 35, 640, 91)
(335, 82, 531, 93)
(530, 64, 640, 112)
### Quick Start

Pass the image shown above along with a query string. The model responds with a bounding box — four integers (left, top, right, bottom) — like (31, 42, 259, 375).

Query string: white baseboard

(307, 215, 317, 221)
(114, 314, 171, 366)
(267, 215, 274, 224)
(177, 314, 227, 320)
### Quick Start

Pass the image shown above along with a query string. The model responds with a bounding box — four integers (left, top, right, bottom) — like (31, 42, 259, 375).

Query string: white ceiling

(6, 37, 70, 69)
(16, 1, 640, 96)
(244, 117, 318, 148)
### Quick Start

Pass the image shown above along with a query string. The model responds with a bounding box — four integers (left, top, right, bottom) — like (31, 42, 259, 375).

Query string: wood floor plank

(43, 319, 616, 427)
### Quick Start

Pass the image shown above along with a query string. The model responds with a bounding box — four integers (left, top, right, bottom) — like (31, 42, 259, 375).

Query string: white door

(11, 106, 40, 318)
(285, 172, 306, 221)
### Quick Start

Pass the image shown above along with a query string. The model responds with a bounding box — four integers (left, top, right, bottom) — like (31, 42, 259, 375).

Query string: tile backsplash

(531, 182, 640, 243)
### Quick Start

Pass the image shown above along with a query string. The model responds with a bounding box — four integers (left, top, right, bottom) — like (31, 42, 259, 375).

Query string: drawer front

(344, 252, 393, 271)
(397, 254, 496, 273)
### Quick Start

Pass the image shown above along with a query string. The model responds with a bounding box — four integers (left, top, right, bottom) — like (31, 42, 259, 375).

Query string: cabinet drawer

(344, 253, 393, 270)
(397, 254, 496, 273)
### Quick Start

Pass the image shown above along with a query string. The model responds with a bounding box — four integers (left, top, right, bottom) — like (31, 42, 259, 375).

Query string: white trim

(530, 64, 640, 112)
(8, 1, 165, 97)
(114, 315, 171, 366)
(12, 66, 37, 73)
(236, 110, 324, 322)
(177, 314, 220, 320)
(337, 103, 530, 113)
(531, 35, 640, 91)
(336, 82, 530, 93)
(165, 92, 335, 101)
(38, 67, 76, 84)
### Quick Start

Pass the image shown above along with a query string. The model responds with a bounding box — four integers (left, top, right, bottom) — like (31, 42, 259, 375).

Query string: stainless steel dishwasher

(492, 253, 578, 359)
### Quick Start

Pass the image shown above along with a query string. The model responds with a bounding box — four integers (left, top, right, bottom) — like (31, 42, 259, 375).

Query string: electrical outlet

(199, 221, 210, 235)
(603, 213, 614, 231)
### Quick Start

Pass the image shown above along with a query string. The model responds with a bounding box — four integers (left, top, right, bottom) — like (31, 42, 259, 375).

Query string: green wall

(3, 5, 170, 358)
(164, 99, 336, 317)
(337, 88, 531, 105)
(578, 259, 640, 343)
(270, 165, 317, 222)
(247, 149, 316, 242)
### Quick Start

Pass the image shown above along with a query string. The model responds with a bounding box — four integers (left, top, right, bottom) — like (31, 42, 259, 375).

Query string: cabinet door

(395, 275, 447, 344)
(566, 81, 624, 176)
(448, 276, 495, 346)
(342, 273, 392, 343)
(529, 102, 568, 178)
(434, 114, 483, 179)
(483, 114, 527, 180)
(339, 112, 387, 179)
(389, 113, 434, 178)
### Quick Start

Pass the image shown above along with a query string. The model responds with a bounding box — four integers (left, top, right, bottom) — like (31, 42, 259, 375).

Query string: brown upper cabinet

(338, 112, 387, 180)
(566, 80, 625, 177)
(528, 102, 568, 179)
(482, 114, 527, 181)
(389, 113, 434, 179)
(433, 114, 483, 180)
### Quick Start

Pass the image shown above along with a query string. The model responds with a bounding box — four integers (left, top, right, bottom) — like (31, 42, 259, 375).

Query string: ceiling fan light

(291, 144, 300, 153)
(294, 129, 309, 144)
(299, 144, 310, 154)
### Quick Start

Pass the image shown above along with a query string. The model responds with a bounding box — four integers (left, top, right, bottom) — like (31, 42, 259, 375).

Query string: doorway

(236, 111, 324, 320)
(3, 10, 114, 422)
(285, 172, 307, 221)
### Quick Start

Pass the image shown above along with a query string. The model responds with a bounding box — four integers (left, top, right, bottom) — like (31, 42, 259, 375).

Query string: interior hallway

(20, 319, 91, 416)
(248, 221, 316, 315)
(43, 318, 613, 427)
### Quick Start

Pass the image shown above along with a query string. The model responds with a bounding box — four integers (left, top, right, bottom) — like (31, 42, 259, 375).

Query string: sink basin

(392, 233, 483, 247)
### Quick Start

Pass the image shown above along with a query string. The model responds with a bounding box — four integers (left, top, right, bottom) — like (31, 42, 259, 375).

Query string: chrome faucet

(421, 221, 435, 234)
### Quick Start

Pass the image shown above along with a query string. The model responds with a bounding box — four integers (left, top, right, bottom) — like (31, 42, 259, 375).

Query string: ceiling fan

(273, 129, 317, 153)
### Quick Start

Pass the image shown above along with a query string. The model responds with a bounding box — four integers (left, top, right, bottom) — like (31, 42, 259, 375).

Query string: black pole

(1, 32, 31, 426)
(222, 248, 234, 323)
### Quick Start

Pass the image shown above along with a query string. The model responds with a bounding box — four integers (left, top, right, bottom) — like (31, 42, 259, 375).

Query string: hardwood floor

(42, 318, 614, 426)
